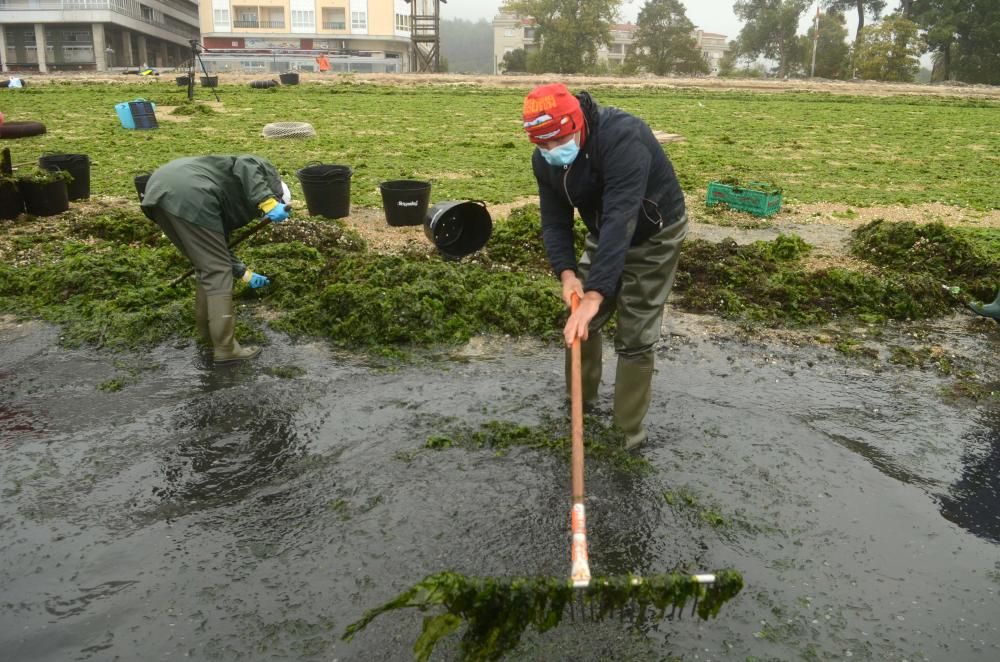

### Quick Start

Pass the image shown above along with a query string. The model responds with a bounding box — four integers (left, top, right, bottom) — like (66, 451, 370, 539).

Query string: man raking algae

(340, 86, 741, 661)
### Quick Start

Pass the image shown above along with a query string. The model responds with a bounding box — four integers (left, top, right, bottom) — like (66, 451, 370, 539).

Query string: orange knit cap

(522, 83, 584, 144)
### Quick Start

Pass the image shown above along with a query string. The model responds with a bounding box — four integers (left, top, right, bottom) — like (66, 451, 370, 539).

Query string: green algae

(423, 418, 653, 475)
(1, 202, 995, 353)
(342, 569, 744, 661)
(674, 229, 988, 326)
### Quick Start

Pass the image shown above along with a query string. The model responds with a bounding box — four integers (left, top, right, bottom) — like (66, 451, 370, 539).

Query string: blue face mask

(540, 139, 580, 167)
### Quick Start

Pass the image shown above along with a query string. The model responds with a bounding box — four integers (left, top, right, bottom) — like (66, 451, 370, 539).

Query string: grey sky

(439, 0, 822, 43)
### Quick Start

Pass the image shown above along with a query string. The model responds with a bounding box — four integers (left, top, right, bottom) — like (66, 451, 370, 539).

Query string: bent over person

(141, 154, 291, 364)
(523, 83, 688, 450)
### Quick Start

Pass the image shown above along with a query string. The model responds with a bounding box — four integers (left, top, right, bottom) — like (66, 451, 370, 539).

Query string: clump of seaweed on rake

(342, 570, 744, 662)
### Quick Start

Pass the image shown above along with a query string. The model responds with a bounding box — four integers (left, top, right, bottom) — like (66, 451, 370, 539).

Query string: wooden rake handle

(569, 293, 591, 587)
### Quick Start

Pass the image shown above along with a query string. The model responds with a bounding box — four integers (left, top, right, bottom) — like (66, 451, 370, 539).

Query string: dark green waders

(569, 214, 688, 450)
(152, 209, 260, 363)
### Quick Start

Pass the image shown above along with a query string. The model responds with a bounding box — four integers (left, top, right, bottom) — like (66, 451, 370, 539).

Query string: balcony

(322, 21, 345, 29)
(232, 20, 285, 29)
(0, 0, 199, 39)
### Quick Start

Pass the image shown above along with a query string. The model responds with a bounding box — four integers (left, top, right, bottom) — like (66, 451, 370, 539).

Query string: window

(523, 27, 535, 39)
(504, 29, 513, 37)
(323, 8, 346, 29)
(352, 11, 366, 30)
(395, 13, 409, 31)
(292, 10, 314, 28)
(213, 9, 230, 26)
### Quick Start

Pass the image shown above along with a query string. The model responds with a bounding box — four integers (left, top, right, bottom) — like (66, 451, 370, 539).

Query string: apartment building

(0, 0, 201, 72)
(198, 0, 421, 73)
(493, 14, 730, 75)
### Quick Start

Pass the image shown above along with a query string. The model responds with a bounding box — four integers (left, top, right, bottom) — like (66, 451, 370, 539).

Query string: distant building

(695, 29, 728, 73)
(492, 14, 729, 75)
(0, 0, 200, 72)
(196, 0, 418, 73)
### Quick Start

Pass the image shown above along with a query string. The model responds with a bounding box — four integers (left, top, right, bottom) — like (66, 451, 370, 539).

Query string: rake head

(342, 569, 743, 662)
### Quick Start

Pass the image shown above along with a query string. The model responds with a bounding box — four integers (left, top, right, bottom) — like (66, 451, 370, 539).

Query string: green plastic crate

(705, 181, 782, 217)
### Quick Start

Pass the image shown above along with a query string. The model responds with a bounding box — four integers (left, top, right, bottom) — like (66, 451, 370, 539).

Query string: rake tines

(342, 569, 744, 661)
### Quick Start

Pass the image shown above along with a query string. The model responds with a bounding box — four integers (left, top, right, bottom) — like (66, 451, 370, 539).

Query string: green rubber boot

(194, 283, 210, 344)
(206, 293, 261, 364)
(969, 288, 1000, 321)
(565, 330, 603, 406)
(613, 351, 654, 451)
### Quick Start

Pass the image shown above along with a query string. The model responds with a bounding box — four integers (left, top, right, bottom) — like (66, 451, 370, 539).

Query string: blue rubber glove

(241, 270, 270, 289)
(264, 204, 290, 224)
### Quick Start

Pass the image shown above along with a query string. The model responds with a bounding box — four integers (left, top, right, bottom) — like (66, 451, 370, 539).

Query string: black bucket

(20, 179, 69, 217)
(424, 200, 493, 259)
(279, 72, 299, 85)
(380, 180, 431, 227)
(175, 75, 190, 86)
(296, 163, 352, 219)
(128, 100, 158, 129)
(201, 76, 218, 88)
(39, 153, 90, 200)
(0, 179, 23, 220)
(134, 173, 151, 202)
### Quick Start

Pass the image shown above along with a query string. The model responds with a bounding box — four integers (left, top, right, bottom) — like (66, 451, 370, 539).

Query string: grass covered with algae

(1, 202, 996, 352)
(342, 570, 744, 662)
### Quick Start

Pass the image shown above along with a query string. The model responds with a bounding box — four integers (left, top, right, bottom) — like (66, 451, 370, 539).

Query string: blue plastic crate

(115, 98, 157, 130)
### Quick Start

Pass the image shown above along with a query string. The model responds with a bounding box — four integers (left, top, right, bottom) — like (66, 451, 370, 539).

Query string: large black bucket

(201, 76, 219, 88)
(296, 164, 352, 219)
(279, 72, 299, 85)
(20, 179, 69, 217)
(128, 101, 158, 129)
(39, 153, 90, 200)
(134, 173, 151, 202)
(380, 180, 431, 227)
(0, 179, 23, 220)
(424, 200, 493, 259)
(175, 75, 190, 86)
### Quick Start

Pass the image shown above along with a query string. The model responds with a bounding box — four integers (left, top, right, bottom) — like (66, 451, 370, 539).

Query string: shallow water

(1, 319, 998, 661)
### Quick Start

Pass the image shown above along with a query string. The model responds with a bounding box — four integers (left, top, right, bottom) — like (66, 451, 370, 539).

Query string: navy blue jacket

(532, 92, 685, 298)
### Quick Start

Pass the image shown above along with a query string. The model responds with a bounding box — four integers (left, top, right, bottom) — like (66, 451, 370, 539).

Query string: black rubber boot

(613, 351, 654, 451)
(969, 288, 1000, 321)
(206, 293, 261, 364)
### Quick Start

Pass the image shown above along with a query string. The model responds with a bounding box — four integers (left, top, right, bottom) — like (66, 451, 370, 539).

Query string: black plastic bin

(380, 180, 431, 227)
(296, 164, 352, 219)
(39, 153, 90, 200)
(0, 179, 23, 219)
(279, 72, 299, 85)
(134, 173, 151, 203)
(20, 179, 69, 217)
(424, 200, 493, 260)
(201, 76, 219, 88)
(175, 75, 190, 86)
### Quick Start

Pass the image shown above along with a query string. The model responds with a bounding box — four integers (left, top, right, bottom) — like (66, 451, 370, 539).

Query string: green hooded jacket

(141, 155, 283, 235)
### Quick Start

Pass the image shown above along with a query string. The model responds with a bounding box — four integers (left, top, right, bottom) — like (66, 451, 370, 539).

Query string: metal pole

(810, 4, 820, 78)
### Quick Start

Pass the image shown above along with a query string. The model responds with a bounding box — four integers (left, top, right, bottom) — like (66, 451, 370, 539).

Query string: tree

(441, 18, 495, 74)
(501, 48, 529, 72)
(853, 14, 923, 81)
(631, 0, 708, 75)
(912, 0, 1000, 85)
(734, 0, 812, 77)
(823, 0, 887, 52)
(798, 11, 851, 77)
(502, 0, 621, 74)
